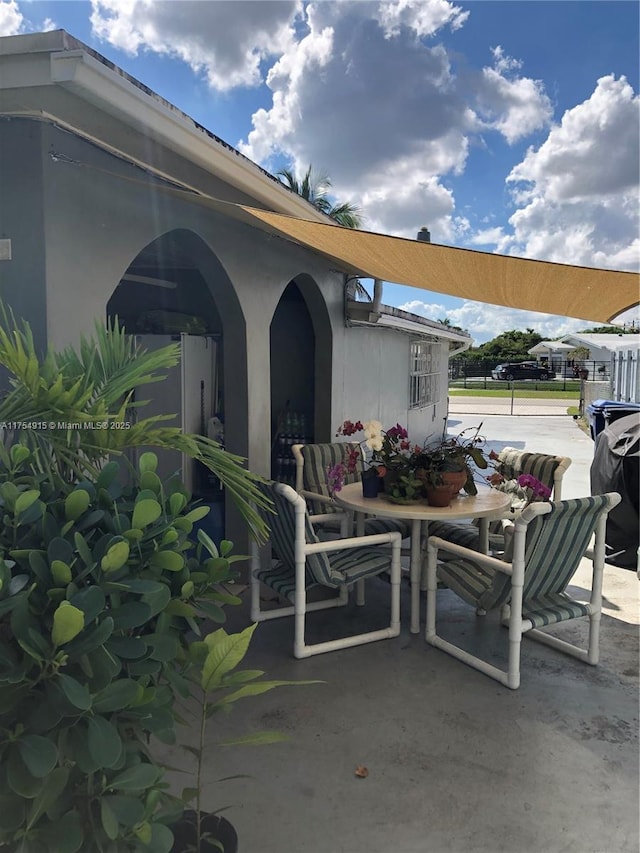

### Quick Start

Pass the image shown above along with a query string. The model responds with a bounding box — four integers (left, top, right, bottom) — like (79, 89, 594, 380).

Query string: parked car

(491, 361, 555, 381)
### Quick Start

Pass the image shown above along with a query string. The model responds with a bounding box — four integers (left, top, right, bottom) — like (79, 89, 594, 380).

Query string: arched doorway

(270, 275, 332, 483)
(107, 228, 247, 544)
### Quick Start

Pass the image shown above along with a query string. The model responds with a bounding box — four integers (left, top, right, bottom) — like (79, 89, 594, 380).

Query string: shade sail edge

(233, 204, 639, 325)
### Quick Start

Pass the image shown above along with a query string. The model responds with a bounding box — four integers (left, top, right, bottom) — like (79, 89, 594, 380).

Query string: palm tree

(276, 165, 362, 228)
(0, 301, 270, 539)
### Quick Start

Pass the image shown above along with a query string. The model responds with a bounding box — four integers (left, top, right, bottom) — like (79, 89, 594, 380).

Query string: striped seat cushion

(522, 593, 591, 628)
(301, 443, 410, 539)
(256, 544, 394, 601)
(498, 448, 560, 493)
(256, 481, 396, 593)
(437, 557, 511, 610)
(301, 443, 359, 513)
(361, 516, 412, 539)
(427, 520, 481, 551)
(436, 495, 611, 618)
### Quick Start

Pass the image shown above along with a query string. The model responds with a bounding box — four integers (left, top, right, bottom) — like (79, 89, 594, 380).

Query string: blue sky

(3, 0, 639, 343)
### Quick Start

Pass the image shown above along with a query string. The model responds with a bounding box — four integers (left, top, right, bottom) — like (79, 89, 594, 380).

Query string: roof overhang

(0, 30, 329, 222)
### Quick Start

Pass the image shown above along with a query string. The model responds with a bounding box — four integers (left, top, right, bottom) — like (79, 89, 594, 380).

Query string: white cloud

(468, 226, 505, 246)
(377, 0, 469, 39)
(0, 0, 23, 35)
(502, 75, 639, 271)
(473, 46, 553, 143)
(90, 0, 300, 91)
(240, 2, 553, 242)
(399, 298, 595, 345)
(81, 0, 636, 308)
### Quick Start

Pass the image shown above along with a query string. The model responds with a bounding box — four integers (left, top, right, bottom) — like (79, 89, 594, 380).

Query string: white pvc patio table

(334, 482, 512, 634)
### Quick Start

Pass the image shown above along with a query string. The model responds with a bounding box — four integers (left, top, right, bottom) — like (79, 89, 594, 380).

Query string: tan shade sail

(146, 176, 640, 324)
(228, 205, 639, 324)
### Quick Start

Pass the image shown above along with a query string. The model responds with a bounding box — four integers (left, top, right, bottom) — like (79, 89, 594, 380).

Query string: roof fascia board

(375, 313, 471, 344)
(48, 48, 328, 222)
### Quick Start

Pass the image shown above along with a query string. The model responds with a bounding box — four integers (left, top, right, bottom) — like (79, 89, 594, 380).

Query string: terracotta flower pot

(424, 485, 452, 507)
(440, 470, 468, 496)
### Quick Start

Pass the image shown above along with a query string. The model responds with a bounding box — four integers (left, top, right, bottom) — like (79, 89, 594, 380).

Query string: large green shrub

(0, 447, 243, 852)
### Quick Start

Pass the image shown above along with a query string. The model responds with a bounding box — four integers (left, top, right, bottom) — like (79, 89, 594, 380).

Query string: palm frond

(0, 299, 271, 541)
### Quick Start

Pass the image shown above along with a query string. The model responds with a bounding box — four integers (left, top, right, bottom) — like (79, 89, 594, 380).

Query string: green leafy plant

(413, 425, 490, 495)
(387, 472, 424, 503)
(170, 623, 319, 852)
(0, 448, 243, 852)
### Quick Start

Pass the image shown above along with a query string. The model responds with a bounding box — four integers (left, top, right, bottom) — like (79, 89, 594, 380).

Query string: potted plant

(168, 622, 318, 853)
(335, 420, 415, 493)
(414, 424, 490, 497)
(385, 471, 424, 504)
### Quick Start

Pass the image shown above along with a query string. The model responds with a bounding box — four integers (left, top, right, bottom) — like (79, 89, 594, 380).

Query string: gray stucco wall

(0, 119, 47, 351)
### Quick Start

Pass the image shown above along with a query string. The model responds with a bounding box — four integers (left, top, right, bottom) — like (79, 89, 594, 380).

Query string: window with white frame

(409, 339, 440, 409)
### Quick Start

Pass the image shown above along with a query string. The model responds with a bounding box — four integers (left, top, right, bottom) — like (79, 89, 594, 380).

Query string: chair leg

(426, 542, 521, 689)
(294, 546, 401, 658)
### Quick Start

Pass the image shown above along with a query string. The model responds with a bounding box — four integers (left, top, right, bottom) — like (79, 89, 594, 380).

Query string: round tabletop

(334, 481, 512, 521)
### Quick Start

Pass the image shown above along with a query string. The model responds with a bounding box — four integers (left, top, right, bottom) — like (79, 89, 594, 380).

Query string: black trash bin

(586, 399, 637, 440)
(603, 402, 640, 427)
(590, 412, 639, 570)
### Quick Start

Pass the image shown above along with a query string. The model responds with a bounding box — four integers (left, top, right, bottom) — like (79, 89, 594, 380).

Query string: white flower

(367, 435, 384, 452)
(363, 420, 383, 452)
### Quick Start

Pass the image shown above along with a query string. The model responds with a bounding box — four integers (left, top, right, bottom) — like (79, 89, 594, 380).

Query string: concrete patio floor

(169, 411, 639, 853)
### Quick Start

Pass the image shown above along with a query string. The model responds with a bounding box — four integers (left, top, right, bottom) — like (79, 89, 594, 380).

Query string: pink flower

(327, 463, 346, 495)
(517, 474, 552, 500)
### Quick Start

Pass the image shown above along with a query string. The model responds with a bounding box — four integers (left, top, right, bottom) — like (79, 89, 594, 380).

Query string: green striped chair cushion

(255, 481, 398, 593)
(521, 594, 590, 628)
(300, 443, 410, 539)
(256, 545, 395, 602)
(317, 514, 411, 539)
(256, 481, 342, 587)
(497, 447, 561, 492)
(436, 495, 611, 617)
(426, 520, 481, 551)
(300, 443, 359, 513)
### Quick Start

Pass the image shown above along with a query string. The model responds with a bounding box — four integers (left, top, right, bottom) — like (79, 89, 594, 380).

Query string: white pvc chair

(425, 493, 621, 689)
(250, 481, 402, 659)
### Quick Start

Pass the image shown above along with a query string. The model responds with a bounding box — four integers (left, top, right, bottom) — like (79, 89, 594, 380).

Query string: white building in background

(529, 334, 640, 401)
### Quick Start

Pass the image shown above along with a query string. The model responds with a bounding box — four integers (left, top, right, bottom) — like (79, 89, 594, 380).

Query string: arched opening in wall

(107, 229, 247, 549)
(270, 275, 332, 484)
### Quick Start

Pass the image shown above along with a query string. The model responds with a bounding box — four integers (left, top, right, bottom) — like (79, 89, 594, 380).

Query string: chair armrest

(305, 530, 402, 555)
(300, 490, 335, 508)
(309, 511, 348, 525)
(427, 535, 513, 576)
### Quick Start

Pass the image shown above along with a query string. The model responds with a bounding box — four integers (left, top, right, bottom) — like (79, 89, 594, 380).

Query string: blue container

(587, 399, 639, 440)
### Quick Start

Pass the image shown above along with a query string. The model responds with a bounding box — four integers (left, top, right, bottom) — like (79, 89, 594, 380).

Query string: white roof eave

(42, 45, 330, 222)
